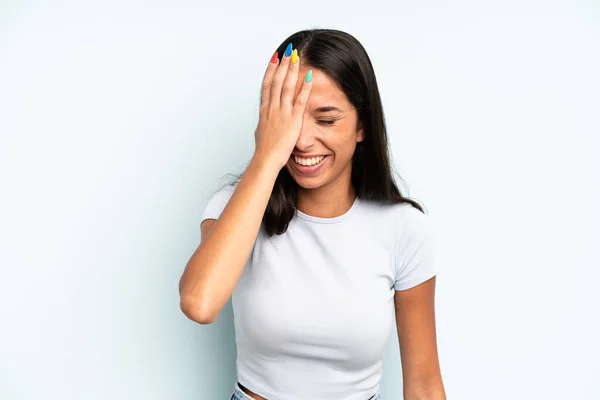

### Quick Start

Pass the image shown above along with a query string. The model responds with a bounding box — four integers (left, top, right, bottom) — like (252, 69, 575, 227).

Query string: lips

(290, 155, 330, 175)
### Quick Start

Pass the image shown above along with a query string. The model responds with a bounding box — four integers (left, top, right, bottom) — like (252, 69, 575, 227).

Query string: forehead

(293, 66, 350, 110)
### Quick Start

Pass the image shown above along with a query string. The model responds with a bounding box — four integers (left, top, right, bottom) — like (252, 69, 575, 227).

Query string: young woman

(179, 29, 446, 400)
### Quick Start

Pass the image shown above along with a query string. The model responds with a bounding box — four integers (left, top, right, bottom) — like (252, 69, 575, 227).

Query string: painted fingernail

(291, 49, 299, 64)
(306, 69, 313, 83)
(270, 52, 278, 63)
(284, 43, 293, 57)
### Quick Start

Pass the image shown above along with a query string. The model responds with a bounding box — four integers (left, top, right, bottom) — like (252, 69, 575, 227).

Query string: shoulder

(207, 183, 236, 202)
(396, 203, 432, 236)
(357, 198, 430, 232)
(388, 203, 437, 288)
(201, 184, 237, 222)
(391, 203, 435, 264)
(389, 203, 434, 252)
(351, 200, 433, 254)
(214, 183, 237, 194)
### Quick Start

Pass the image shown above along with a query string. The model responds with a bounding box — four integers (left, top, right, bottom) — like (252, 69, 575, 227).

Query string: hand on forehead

(293, 66, 350, 114)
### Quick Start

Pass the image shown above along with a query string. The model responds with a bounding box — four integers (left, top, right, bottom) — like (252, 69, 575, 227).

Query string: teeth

(294, 155, 325, 166)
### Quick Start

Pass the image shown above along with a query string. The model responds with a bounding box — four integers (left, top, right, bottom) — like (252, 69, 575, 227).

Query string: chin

(284, 167, 327, 190)
(294, 178, 327, 190)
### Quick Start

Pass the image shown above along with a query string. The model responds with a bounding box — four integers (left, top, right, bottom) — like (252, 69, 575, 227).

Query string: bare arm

(395, 277, 446, 399)
(179, 157, 280, 324)
(178, 45, 313, 324)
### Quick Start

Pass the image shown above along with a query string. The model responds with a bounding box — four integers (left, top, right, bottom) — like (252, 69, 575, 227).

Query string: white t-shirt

(201, 185, 438, 400)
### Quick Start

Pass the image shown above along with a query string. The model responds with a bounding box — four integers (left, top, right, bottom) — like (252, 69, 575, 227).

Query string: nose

(295, 117, 317, 152)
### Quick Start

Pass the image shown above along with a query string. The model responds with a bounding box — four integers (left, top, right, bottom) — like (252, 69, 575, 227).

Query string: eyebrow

(313, 106, 343, 113)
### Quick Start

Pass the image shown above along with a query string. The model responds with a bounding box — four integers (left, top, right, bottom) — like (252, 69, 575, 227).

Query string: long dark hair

(228, 29, 423, 236)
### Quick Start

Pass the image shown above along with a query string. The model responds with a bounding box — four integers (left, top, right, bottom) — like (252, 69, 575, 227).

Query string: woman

(179, 29, 446, 400)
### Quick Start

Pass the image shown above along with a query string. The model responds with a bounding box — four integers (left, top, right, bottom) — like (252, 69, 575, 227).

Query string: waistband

(230, 381, 380, 399)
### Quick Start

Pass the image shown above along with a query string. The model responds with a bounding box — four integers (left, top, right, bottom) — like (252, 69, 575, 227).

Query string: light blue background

(1, 1, 599, 399)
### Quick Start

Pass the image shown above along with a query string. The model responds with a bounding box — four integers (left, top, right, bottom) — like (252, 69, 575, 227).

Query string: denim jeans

(230, 381, 381, 399)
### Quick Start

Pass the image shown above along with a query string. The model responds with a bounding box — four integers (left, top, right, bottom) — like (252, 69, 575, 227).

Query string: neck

(296, 177, 356, 219)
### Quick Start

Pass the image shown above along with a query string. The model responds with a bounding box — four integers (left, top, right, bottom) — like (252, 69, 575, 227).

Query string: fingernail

(270, 52, 278, 63)
(284, 43, 293, 57)
(291, 49, 299, 64)
(306, 69, 312, 83)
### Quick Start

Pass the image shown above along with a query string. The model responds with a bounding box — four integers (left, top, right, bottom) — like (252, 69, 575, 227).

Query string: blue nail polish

(284, 43, 293, 57)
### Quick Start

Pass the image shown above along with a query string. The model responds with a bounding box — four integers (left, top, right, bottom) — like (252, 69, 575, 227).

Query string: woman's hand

(254, 43, 313, 170)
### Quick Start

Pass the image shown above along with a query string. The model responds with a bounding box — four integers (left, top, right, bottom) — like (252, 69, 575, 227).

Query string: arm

(395, 277, 446, 400)
(178, 45, 313, 324)
(179, 158, 280, 324)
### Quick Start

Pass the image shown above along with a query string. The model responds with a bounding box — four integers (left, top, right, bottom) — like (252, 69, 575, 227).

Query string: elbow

(404, 387, 446, 400)
(179, 294, 219, 325)
(404, 376, 446, 400)
(404, 394, 446, 400)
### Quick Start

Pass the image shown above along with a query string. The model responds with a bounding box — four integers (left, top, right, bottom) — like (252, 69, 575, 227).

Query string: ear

(356, 126, 365, 143)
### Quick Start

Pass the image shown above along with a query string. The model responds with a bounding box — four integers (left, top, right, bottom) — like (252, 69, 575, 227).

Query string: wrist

(250, 151, 285, 175)
(249, 152, 284, 179)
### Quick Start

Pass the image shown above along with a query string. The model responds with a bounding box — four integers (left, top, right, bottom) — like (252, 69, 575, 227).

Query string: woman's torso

(231, 197, 404, 399)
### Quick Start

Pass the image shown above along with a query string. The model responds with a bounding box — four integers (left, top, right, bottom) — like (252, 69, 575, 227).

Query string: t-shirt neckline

(295, 197, 360, 224)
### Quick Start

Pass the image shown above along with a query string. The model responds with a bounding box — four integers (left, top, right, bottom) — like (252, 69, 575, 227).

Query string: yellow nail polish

(291, 49, 299, 64)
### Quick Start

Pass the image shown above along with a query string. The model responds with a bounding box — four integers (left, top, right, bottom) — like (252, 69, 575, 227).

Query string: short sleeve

(394, 206, 438, 291)
(201, 185, 236, 223)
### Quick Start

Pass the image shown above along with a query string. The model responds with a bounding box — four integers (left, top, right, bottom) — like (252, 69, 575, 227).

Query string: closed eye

(317, 120, 336, 125)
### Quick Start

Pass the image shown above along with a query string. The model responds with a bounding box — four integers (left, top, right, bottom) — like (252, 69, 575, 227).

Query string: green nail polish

(306, 70, 313, 83)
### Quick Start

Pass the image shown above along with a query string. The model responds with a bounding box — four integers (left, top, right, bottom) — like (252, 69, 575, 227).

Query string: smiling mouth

(292, 155, 328, 166)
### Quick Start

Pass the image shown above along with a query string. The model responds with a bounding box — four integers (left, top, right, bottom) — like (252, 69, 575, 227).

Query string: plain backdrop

(1, 1, 599, 399)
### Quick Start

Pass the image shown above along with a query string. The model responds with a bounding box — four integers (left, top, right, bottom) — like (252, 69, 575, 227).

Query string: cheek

(331, 130, 360, 156)
(324, 140, 357, 171)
